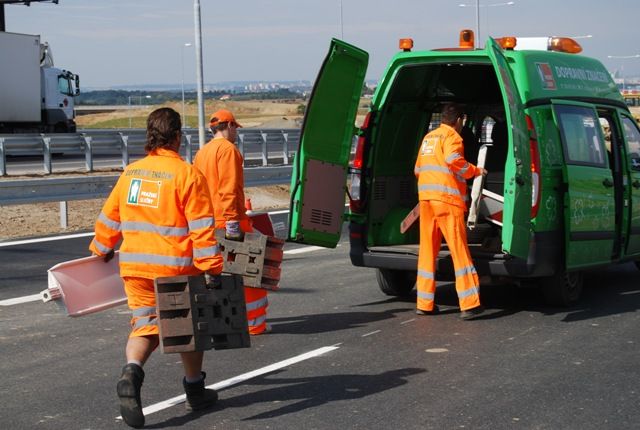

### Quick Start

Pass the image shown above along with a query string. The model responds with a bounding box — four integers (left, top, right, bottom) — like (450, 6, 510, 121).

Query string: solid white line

(0, 294, 42, 306)
(361, 330, 381, 337)
(284, 245, 325, 255)
(119, 345, 339, 418)
(0, 232, 94, 247)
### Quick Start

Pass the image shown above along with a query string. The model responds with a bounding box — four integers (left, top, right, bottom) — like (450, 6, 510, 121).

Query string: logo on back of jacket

(420, 135, 441, 157)
(127, 178, 162, 208)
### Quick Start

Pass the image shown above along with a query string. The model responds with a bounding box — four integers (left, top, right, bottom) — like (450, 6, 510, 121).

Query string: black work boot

(117, 363, 145, 428)
(183, 372, 218, 412)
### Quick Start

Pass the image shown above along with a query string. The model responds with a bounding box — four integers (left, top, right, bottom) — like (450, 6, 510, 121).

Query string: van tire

(376, 269, 416, 297)
(540, 270, 583, 306)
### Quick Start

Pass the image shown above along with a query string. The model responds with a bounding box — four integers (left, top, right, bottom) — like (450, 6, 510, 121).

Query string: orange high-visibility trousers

(217, 218, 269, 335)
(123, 277, 159, 338)
(416, 200, 481, 312)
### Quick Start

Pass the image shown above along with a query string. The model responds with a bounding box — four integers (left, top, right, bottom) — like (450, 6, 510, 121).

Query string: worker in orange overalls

(414, 103, 487, 320)
(193, 109, 270, 335)
(90, 108, 223, 428)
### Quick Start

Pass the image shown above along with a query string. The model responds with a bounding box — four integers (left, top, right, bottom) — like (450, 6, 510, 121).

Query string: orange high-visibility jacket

(193, 137, 249, 227)
(414, 123, 479, 209)
(89, 148, 223, 278)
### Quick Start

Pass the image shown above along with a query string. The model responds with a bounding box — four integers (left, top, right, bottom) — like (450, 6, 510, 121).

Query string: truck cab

(288, 31, 640, 305)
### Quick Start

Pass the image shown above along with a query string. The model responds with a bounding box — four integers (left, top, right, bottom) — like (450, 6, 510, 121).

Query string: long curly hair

(145, 107, 181, 152)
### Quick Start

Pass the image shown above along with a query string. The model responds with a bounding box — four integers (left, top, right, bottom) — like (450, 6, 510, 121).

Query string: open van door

(288, 39, 368, 248)
(486, 38, 532, 259)
(552, 101, 616, 269)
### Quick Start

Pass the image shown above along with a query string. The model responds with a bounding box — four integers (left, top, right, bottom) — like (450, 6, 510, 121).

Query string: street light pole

(339, 0, 344, 39)
(128, 95, 132, 128)
(181, 43, 192, 128)
(194, 0, 206, 149)
(458, 1, 515, 48)
(607, 54, 640, 92)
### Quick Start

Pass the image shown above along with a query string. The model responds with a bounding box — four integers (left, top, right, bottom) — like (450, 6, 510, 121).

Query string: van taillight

(526, 115, 541, 218)
(349, 113, 371, 212)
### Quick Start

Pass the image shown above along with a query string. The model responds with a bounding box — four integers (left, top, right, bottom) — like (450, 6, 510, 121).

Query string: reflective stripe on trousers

(416, 200, 481, 312)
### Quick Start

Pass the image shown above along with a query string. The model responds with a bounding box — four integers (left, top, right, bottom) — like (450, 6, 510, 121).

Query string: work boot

(460, 305, 485, 320)
(183, 372, 218, 412)
(116, 363, 145, 428)
(416, 305, 439, 316)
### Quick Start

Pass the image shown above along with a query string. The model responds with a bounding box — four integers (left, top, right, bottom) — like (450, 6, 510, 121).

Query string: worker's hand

(103, 249, 115, 263)
(204, 272, 222, 289)
(476, 167, 488, 177)
(225, 221, 244, 241)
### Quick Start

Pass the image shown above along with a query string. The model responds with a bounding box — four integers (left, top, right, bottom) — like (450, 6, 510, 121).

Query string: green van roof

(379, 47, 622, 106)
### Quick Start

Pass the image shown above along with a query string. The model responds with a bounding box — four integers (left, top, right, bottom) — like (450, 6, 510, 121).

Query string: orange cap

(209, 109, 242, 128)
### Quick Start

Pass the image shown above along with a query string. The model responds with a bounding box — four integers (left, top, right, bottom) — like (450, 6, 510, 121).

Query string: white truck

(0, 31, 80, 133)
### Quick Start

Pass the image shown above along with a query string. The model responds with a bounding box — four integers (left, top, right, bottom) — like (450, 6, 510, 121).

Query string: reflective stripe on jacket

(89, 147, 223, 278)
(414, 123, 478, 209)
(193, 137, 249, 228)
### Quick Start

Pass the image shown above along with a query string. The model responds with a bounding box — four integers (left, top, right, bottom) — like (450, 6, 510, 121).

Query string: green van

(287, 32, 640, 305)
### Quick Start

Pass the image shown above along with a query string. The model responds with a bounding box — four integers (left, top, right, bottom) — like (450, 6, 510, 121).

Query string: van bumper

(352, 227, 561, 279)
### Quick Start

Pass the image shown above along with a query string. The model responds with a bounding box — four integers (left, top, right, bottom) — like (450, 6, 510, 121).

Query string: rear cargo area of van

(364, 61, 509, 270)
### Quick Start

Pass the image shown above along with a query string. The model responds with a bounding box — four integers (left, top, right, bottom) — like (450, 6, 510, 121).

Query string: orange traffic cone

(245, 198, 253, 213)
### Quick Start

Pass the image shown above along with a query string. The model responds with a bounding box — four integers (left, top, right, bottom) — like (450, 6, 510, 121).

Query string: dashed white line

(361, 330, 381, 337)
(400, 319, 416, 325)
(284, 245, 325, 255)
(118, 345, 340, 419)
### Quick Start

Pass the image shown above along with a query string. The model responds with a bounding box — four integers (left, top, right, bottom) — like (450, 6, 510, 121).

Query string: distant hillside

(77, 88, 305, 106)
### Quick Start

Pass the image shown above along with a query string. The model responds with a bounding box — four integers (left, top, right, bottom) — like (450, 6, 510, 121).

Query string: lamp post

(607, 54, 640, 91)
(339, 0, 344, 39)
(458, 1, 515, 48)
(128, 94, 151, 128)
(181, 43, 192, 128)
(128, 95, 132, 128)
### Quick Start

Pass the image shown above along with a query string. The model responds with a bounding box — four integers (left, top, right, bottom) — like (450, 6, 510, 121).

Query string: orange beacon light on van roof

(399, 38, 414, 52)
(495, 36, 517, 50)
(459, 29, 474, 49)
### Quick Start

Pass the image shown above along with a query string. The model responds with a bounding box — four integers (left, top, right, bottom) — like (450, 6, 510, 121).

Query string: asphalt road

(1, 213, 640, 429)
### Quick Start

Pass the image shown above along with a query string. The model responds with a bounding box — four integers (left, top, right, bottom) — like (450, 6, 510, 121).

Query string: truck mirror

(75, 75, 80, 95)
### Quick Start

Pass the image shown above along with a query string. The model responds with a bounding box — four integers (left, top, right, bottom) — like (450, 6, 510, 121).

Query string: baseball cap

(209, 109, 242, 128)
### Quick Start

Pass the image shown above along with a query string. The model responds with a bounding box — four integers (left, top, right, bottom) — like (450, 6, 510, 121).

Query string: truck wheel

(540, 270, 583, 306)
(376, 269, 416, 297)
(635, 261, 640, 271)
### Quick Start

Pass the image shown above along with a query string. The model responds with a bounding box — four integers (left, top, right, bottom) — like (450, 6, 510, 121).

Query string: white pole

(194, 0, 206, 149)
(476, 0, 480, 48)
(181, 43, 192, 128)
(128, 95, 132, 128)
(340, 0, 344, 39)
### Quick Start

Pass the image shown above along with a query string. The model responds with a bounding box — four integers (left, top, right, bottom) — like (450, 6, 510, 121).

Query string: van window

(555, 105, 607, 167)
(621, 116, 640, 172)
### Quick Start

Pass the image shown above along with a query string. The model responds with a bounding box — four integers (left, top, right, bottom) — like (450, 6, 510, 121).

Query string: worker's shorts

(123, 277, 158, 338)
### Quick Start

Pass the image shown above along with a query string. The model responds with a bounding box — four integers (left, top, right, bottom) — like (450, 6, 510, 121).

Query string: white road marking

(118, 345, 340, 419)
(361, 330, 381, 337)
(284, 245, 325, 255)
(0, 232, 94, 247)
(400, 319, 416, 325)
(0, 294, 42, 306)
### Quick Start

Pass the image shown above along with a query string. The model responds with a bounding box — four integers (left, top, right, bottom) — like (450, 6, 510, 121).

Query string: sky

(5, 0, 640, 89)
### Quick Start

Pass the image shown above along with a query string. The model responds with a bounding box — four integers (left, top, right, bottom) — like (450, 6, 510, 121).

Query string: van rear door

(486, 38, 532, 259)
(552, 101, 616, 269)
(288, 39, 368, 248)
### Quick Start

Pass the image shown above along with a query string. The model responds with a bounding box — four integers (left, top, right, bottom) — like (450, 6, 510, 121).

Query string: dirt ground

(0, 184, 291, 242)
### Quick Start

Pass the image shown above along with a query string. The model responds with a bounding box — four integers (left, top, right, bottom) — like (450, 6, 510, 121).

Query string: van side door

(288, 39, 369, 248)
(552, 102, 616, 269)
(619, 114, 640, 256)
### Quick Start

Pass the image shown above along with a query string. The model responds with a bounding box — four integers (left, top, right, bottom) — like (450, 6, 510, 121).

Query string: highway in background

(1, 213, 640, 429)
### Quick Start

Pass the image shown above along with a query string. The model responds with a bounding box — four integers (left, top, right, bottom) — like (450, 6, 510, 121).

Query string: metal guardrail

(0, 128, 301, 176)
(0, 166, 293, 206)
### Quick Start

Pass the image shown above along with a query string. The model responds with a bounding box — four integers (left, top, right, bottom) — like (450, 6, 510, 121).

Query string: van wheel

(540, 270, 583, 306)
(635, 261, 640, 271)
(376, 269, 416, 297)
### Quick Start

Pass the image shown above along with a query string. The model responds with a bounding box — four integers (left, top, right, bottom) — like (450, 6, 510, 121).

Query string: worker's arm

(89, 180, 122, 260)
(184, 171, 224, 275)
(443, 134, 483, 179)
(216, 146, 246, 238)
